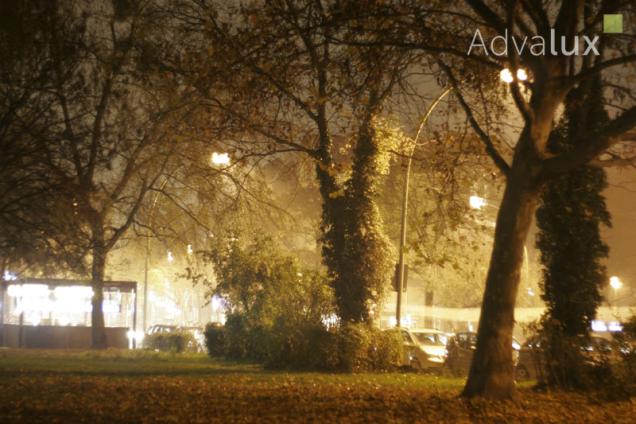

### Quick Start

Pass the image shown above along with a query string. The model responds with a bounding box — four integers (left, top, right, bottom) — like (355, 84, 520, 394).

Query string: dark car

(445, 332, 520, 376)
(515, 335, 617, 381)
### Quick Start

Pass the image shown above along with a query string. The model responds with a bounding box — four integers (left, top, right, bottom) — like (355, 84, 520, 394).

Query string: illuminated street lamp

(211, 152, 230, 165)
(610, 275, 623, 290)
(516, 68, 528, 81)
(500, 68, 528, 83)
(610, 275, 623, 307)
(500, 68, 514, 83)
(395, 86, 453, 328)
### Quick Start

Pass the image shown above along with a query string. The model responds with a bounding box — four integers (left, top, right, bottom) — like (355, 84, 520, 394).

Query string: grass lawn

(0, 348, 634, 423)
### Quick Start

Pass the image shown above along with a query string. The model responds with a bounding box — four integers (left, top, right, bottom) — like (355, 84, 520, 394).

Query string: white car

(409, 328, 450, 368)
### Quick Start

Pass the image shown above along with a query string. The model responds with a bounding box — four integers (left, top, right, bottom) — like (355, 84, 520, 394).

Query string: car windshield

(413, 332, 446, 346)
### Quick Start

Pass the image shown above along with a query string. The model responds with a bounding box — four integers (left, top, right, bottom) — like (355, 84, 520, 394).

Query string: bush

(280, 323, 402, 372)
(216, 316, 402, 372)
(308, 326, 340, 371)
(525, 316, 636, 397)
(144, 331, 195, 353)
(592, 319, 636, 400)
(369, 328, 403, 371)
(204, 323, 225, 357)
(337, 323, 373, 372)
(334, 324, 403, 372)
(223, 314, 249, 359)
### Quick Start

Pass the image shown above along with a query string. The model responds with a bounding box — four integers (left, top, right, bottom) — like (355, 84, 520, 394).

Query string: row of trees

(2, 0, 636, 399)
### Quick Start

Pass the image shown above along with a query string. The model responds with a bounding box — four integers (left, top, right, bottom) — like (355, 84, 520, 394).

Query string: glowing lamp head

(516, 68, 528, 81)
(500, 68, 528, 83)
(610, 276, 623, 290)
(499, 68, 514, 83)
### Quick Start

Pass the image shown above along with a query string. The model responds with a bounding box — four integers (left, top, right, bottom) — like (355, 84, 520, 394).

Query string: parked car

(445, 331, 520, 377)
(409, 329, 450, 368)
(146, 324, 177, 335)
(178, 326, 206, 353)
(144, 324, 204, 352)
(515, 334, 618, 381)
(395, 328, 449, 371)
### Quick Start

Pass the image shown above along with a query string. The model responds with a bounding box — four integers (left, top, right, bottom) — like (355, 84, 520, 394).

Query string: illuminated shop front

(0, 278, 137, 349)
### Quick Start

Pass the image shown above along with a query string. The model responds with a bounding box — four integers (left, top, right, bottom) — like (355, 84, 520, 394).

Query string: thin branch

(438, 60, 511, 177)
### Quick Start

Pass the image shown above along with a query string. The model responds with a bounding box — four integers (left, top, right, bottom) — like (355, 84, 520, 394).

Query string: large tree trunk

(90, 229, 108, 349)
(462, 157, 542, 399)
(315, 163, 348, 311)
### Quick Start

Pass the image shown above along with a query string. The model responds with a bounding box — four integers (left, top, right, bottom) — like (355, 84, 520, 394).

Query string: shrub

(246, 324, 271, 362)
(334, 324, 403, 372)
(592, 318, 636, 400)
(216, 317, 402, 372)
(223, 314, 250, 359)
(307, 326, 340, 371)
(337, 323, 373, 372)
(525, 316, 636, 397)
(144, 331, 195, 353)
(204, 323, 225, 357)
(369, 328, 403, 371)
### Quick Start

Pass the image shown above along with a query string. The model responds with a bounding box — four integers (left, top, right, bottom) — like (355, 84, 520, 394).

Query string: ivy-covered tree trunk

(536, 78, 611, 388)
(317, 112, 394, 324)
(316, 157, 348, 318)
(337, 113, 394, 323)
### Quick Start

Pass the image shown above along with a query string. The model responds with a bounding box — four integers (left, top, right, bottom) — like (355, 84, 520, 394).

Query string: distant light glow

(8, 284, 49, 298)
(321, 313, 338, 329)
(187, 244, 193, 255)
(592, 320, 607, 332)
(167, 250, 174, 263)
(388, 314, 414, 328)
(469, 195, 487, 210)
(127, 330, 145, 344)
(211, 295, 224, 311)
(211, 152, 230, 165)
(610, 276, 623, 290)
(3, 270, 17, 281)
(4, 282, 133, 328)
(608, 321, 623, 332)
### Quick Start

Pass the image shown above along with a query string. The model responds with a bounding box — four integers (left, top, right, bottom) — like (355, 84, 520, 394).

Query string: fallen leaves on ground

(0, 350, 634, 423)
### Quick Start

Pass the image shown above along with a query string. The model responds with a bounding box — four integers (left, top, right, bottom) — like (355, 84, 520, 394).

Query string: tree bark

(462, 152, 542, 399)
(90, 227, 108, 349)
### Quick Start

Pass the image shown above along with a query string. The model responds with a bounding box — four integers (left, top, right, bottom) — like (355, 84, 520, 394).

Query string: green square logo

(603, 14, 623, 33)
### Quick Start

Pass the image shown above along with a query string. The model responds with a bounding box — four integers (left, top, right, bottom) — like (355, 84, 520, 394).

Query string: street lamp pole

(143, 236, 150, 332)
(396, 87, 452, 328)
(143, 179, 168, 333)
